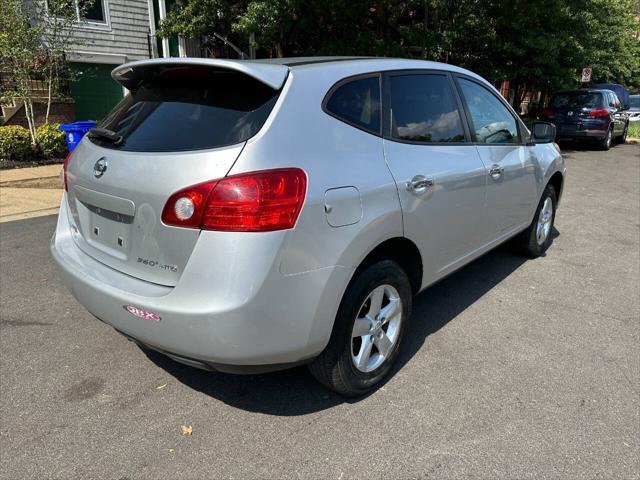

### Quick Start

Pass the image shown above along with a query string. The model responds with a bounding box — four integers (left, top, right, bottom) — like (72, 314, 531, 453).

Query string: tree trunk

(45, 64, 53, 123)
(23, 99, 37, 146)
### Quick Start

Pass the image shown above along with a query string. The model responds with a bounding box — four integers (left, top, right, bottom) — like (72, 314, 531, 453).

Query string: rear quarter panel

(228, 66, 405, 351)
(231, 66, 404, 275)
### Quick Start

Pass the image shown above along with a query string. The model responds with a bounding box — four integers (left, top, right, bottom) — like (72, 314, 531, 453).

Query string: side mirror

(531, 121, 556, 144)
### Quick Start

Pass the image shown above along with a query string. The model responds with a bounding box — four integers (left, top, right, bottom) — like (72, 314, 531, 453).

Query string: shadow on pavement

(144, 234, 560, 416)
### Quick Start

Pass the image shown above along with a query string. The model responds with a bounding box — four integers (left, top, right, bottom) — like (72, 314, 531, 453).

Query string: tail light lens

(588, 109, 609, 118)
(62, 152, 72, 191)
(540, 108, 554, 118)
(161, 168, 307, 232)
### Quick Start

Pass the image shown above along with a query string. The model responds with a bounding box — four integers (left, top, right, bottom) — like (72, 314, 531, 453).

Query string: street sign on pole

(581, 67, 592, 83)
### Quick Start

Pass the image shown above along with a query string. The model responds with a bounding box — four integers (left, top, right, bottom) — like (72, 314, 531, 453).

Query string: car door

(382, 71, 488, 284)
(455, 76, 538, 238)
(610, 93, 625, 135)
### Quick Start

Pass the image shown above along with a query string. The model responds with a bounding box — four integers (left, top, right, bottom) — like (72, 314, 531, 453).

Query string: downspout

(157, 0, 170, 58)
(147, 0, 159, 58)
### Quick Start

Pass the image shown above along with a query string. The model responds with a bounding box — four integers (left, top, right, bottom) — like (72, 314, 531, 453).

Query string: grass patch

(627, 122, 640, 138)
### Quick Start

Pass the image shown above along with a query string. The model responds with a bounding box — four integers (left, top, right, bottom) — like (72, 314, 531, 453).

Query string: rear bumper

(556, 129, 607, 140)
(51, 195, 353, 368)
(553, 120, 609, 141)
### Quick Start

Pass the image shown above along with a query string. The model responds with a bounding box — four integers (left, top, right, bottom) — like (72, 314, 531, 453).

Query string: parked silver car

(51, 57, 565, 396)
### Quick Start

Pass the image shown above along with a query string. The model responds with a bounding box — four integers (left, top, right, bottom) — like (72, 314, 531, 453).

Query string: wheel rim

(536, 197, 553, 246)
(351, 284, 403, 373)
(606, 129, 612, 147)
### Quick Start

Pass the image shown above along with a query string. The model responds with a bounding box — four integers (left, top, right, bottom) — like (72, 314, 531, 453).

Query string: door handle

(406, 175, 434, 194)
(489, 164, 504, 180)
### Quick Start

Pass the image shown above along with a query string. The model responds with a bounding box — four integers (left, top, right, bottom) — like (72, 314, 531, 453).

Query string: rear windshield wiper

(87, 127, 123, 145)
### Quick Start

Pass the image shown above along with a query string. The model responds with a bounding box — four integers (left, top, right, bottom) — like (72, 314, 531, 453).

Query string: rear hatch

(549, 91, 604, 127)
(64, 60, 287, 286)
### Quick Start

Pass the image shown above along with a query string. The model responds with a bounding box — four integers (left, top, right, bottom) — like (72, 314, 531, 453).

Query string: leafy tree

(0, 0, 92, 142)
(157, 0, 640, 97)
(0, 0, 44, 143)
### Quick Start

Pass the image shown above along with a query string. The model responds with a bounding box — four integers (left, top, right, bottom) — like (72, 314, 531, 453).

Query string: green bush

(35, 122, 67, 158)
(0, 125, 33, 161)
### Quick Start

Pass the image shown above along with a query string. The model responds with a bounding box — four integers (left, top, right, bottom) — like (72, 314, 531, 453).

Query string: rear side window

(551, 92, 603, 109)
(457, 78, 519, 144)
(94, 67, 279, 152)
(325, 76, 381, 134)
(389, 74, 466, 143)
(611, 93, 621, 109)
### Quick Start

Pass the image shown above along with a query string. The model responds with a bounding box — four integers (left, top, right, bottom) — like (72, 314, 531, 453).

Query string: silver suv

(52, 57, 565, 396)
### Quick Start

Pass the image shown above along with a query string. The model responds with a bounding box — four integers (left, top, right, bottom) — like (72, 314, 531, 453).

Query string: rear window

(324, 76, 381, 134)
(629, 96, 640, 109)
(93, 67, 279, 152)
(551, 92, 603, 109)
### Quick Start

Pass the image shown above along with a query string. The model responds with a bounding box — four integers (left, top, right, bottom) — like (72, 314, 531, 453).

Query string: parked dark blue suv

(540, 89, 629, 150)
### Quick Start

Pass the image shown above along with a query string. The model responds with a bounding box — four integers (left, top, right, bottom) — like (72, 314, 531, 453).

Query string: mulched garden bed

(0, 157, 65, 170)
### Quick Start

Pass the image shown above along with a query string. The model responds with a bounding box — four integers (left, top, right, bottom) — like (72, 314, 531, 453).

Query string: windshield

(551, 92, 603, 109)
(92, 67, 280, 152)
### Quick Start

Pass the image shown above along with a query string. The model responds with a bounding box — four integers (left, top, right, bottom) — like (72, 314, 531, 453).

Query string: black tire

(308, 260, 412, 397)
(616, 122, 628, 144)
(517, 184, 557, 258)
(598, 127, 613, 150)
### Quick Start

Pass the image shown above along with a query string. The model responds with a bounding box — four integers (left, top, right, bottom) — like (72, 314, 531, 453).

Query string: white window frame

(45, 0, 111, 31)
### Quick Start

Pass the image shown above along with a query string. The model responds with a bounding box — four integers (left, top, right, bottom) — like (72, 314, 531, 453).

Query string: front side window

(458, 78, 519, 144)
(325, 76, 381, 134)
(389, 74, 466, 143)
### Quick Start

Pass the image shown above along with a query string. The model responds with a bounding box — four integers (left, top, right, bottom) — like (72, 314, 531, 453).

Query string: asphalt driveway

(1, 144, 638, 479)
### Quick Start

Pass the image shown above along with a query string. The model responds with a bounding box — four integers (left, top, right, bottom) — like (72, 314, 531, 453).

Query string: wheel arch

(548, 170, 564, 204)
(351, 237, 423, 296)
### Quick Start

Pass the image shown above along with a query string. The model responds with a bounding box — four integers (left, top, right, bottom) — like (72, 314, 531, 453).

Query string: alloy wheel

(351, 284, 403, 373)
(536, 197, 553, 246)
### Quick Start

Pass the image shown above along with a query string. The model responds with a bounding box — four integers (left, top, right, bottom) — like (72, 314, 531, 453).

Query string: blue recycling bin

(59, 121, 97, 152)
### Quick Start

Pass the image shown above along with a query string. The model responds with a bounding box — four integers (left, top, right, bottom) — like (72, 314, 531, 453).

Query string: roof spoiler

(111, 58, 289, 90)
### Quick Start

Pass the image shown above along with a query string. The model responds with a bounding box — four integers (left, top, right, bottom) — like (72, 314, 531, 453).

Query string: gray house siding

(66, 0, 152, 64)
(59, 0, 153, 120)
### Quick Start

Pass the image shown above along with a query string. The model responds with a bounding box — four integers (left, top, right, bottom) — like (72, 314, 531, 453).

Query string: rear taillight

(62, 152, 72, 191)
(161, 180, 218, 229)
(540, 108, 555, 119)
(161, 168, 307, 232)
(588, 109, 609, 118)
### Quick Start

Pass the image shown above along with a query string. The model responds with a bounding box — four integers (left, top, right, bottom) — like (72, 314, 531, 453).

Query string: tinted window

(551, 92, 603, 109)
(458, 78, 519, 144)
(630, 97, 640, 109)
(93, 67, 279, 152)
(325, 76, 381, 134)
(389, 74, 466, 143)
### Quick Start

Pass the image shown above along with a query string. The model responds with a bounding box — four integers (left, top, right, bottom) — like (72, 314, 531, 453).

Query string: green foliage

(35, 123, 67, 159)
(628, 122, 640, 139)
(0, 125, 33, 161)
(158, 0, 640, 97)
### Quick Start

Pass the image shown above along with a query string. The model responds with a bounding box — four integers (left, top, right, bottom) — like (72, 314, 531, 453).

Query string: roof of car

(248, 56, 371, 67)
(556, 89, 608, 94)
